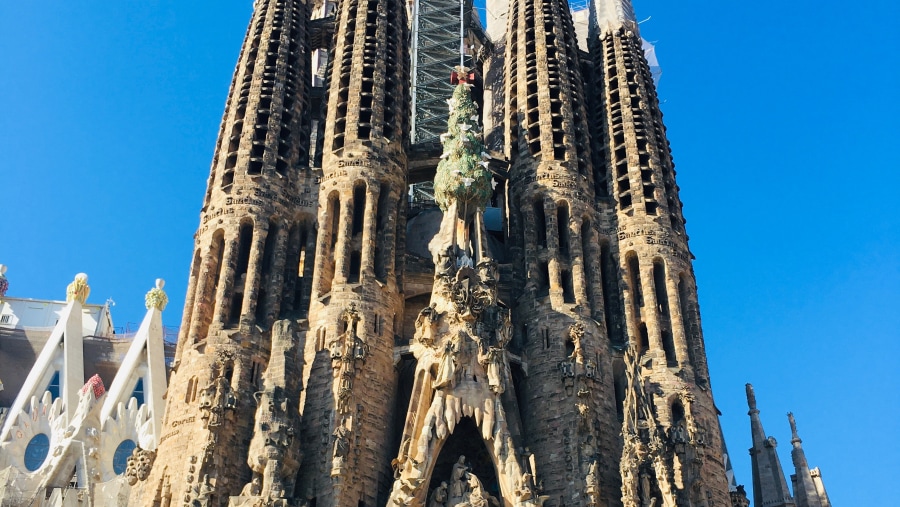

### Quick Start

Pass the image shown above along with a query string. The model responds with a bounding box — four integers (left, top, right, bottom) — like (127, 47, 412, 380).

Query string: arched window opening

(534, 199, 547, 249)
(557, 203, 570, 256)
(626, 254, 643, 319)
(662, 330, 677, 367)
(638, 323, 649, 356)
(348, 251, 362, 283)
(199, 230, 225, 342)
(581, 221, 594, 311)
(561, 269, 575, 304)
(256, 221, 280, 323)
(229, 222, 254, 327)
(374, 183, 391, 281)
(352, 183, 367, 236)
(601, 242, 625, 345)
(671, 400, 685, 425)
(537, 262, 550, 298)
(652, 260, 669, 318)
(678, 274, 699, 369)
(184, 377, 196, 404)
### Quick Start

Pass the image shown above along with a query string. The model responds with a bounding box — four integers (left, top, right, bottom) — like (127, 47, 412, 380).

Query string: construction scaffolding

(410, 0, 487, 146)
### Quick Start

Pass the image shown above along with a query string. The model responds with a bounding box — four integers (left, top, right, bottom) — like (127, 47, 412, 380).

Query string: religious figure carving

(495, 309, 512, 348)
(449, 456, 469, 499)
(437, 246, 456, 279)
(434, 334, 460, 389)
(332, 424, 350, 471)
(430, 481, 449, 507)
(415, 304, 441, 346)
(485, 346, 505, 393)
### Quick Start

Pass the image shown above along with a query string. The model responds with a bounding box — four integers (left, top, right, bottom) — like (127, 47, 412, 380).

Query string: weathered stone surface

(135, 0, 754, 506)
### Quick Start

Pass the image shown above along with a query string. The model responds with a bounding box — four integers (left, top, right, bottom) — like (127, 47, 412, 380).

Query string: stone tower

(134, 0, 317, 504)
(502, 0, 621, 502)
(293, 0, 410, 502)
(132, 0, 748, 505)
(586, 0, 731, 505)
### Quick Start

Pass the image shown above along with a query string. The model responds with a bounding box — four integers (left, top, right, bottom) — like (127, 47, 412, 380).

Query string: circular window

(112, 439, 137, 475)
(24, 433, 50, 471)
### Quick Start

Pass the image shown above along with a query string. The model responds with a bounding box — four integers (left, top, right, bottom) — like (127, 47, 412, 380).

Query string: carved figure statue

(430, 481, 449, 507)
(515, 472, 535, 501)
(416, 304, 441, 346)
(485, 346, 504, 393)
(332, 425, 350, 467)
(466, 473, 490, 507)
(640, 471, 653, 507)
(495, 309, 512, 348)
(438, 246, 455, 276)
(434, 335, 460, 389)
(449, 456, 469, 499)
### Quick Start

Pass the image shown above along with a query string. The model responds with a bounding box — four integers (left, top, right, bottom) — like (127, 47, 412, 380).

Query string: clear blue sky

(1, 1, 897, 504)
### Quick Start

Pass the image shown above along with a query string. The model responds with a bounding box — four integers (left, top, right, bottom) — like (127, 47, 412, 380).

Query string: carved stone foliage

(125, 447, 156, 485)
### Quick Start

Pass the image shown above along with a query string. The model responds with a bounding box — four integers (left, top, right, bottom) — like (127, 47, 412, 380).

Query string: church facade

(0, 0, 833, 506)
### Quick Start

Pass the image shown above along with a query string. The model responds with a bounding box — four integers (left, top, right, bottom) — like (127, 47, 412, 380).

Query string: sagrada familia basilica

(0, 0, 833, 506)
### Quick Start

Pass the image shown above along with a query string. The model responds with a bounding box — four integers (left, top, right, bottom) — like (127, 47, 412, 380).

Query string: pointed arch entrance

(427, 417, 501, 502)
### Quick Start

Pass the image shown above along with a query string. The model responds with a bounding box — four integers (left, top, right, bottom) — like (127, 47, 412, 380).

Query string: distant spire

(746, 384, 795, 507)
(746, 383, 758, 411)
(788, 413, 823, 507)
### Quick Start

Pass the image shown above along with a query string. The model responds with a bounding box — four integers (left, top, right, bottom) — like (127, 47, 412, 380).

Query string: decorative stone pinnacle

(745, 383, 757, 411)
(66, 273, 90, 304)
(788, 412, 801, 443)
(145, 278, 169, 311)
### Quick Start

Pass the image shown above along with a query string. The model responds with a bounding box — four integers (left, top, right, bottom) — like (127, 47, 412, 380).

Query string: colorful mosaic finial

(145, 278, 169, 311)
(66, 273, 90, 304)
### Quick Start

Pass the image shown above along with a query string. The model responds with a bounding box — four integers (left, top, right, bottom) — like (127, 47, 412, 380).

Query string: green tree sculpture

(433, 82, 492, 215)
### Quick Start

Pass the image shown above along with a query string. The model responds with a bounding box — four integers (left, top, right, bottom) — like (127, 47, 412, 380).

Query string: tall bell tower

(134, 0, 316, 504)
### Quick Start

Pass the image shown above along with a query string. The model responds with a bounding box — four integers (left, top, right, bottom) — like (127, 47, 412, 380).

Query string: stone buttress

(133, 0, 317, 504)
(293, 0, 410, 502)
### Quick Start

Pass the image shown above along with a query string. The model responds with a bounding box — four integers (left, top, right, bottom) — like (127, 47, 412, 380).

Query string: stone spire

(746, 384, 795, 507)
(133, 0, 317, 503)
(788, 413, 824, 507)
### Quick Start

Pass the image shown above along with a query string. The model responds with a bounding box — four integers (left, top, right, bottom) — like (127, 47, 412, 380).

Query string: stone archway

(427, 417, 501, 502)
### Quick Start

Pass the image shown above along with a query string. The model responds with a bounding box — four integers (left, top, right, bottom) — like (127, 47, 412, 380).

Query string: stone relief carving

(331, 303, 370, 415)
(426, 456, 501, 507)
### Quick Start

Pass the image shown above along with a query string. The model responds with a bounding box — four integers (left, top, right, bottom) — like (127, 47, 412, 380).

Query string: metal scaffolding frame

(410, 0, 485, 146)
